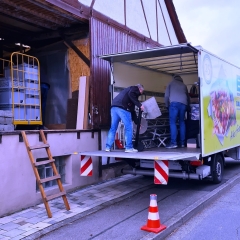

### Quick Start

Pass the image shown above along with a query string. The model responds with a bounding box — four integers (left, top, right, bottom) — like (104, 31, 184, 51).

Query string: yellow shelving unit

(8, 53, 42, 125)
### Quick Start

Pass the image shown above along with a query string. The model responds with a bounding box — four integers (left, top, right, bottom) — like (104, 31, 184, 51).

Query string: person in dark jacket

(106, 84, 144, 153)
(164, 75, 190, 149)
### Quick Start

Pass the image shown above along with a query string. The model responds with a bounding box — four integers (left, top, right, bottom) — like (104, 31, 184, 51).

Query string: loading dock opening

(0, 0, 89, 130)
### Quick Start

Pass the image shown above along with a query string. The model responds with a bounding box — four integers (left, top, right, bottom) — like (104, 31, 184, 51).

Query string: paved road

(38, 159, 240, 240)
(166, 181, 240, 240)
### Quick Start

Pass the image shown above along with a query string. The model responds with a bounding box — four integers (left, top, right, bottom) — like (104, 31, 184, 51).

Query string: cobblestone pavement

(0, 175, 153, 240)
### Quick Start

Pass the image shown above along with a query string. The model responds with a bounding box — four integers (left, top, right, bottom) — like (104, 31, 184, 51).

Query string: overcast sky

(173, 0, 240, 67)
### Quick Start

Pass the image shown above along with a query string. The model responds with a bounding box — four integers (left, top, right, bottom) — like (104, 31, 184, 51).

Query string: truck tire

(211, 154, 223, 184)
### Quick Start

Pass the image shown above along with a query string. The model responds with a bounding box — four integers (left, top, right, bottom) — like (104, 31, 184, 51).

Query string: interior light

(15, 43, 31, 48)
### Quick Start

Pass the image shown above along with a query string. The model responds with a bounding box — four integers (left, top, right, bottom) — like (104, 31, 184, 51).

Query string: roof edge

(52, 0, 186, 46)
(53, 1, 164, 47)
(164, 0, 187, 43)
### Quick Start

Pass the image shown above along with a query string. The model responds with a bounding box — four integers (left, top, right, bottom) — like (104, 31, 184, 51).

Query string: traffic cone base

(141, 194, 167, 233)
(141, 224, 166, 233)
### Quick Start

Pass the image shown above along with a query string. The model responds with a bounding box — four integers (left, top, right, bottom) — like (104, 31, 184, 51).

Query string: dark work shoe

(179, 144, 185, 148)
(165, 143, 178, 149)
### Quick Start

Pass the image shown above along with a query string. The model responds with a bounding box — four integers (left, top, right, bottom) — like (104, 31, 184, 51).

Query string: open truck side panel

(80, 44, 240, 185)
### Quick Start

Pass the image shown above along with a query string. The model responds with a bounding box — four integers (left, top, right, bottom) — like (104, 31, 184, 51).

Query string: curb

(140, 172, 240, 240)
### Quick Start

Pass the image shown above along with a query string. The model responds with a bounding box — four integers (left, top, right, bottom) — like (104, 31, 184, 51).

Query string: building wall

(0, 131, 102, 217)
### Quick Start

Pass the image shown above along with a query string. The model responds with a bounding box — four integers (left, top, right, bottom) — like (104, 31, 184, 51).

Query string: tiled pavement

(0, 175, 153, 240)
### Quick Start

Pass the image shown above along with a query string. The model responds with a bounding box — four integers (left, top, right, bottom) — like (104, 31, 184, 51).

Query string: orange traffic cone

(141, 194, 166, 233)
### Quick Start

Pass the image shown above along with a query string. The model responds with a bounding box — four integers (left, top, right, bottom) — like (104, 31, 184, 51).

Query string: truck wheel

(211, 154, 223, 184)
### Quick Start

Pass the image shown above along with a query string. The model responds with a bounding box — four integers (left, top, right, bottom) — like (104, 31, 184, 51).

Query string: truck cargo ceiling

(99, 43, 199, 75)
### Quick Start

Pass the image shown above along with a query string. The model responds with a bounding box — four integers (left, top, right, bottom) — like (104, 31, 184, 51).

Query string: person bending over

(106, 84, 144, 153)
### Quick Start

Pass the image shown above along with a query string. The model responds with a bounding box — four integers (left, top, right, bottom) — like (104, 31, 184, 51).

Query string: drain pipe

(122, 169, 202, 180)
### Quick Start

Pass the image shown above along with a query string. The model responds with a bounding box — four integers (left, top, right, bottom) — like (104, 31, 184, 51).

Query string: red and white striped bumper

(80, 155, 93, 176)
(154, 160, 169, 184)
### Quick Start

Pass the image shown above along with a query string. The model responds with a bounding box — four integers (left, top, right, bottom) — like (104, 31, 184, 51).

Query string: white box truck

(80, 43, 240, 184)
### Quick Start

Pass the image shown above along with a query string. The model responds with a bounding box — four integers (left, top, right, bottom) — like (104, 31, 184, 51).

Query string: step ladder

(21, 130, 70, 218)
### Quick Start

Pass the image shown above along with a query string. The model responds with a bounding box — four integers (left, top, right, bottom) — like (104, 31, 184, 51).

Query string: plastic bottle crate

(26, 94, 40, 105)
(25, 89, 39, 95)
(25, 79, 39, 90)
(5, 63, 38, 81)
(0, 104, 25, 120)
(0, 88, 25, 104)
(0, 77, 24, 88)
(26, 106, 40, 120)
(20, 64, 38, 80)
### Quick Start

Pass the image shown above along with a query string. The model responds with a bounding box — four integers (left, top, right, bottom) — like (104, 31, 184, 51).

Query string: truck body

(80, 43, 240, 184)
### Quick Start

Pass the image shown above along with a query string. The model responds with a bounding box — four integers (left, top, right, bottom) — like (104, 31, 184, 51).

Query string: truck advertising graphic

(201, 51, 240, 155)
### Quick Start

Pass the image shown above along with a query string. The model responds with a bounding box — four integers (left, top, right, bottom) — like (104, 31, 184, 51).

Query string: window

(36, 156, 66, 190)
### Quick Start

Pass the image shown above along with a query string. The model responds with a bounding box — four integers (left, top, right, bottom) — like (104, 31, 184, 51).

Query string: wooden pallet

(21, 130, 70, 218)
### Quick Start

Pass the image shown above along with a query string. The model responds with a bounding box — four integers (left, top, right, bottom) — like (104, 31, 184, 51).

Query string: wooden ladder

(21, 130, 70, 218)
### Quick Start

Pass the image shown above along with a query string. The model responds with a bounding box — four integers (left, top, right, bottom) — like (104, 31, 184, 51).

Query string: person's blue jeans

(169, 102, 187, 145)
(106, 107, 133, 150)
